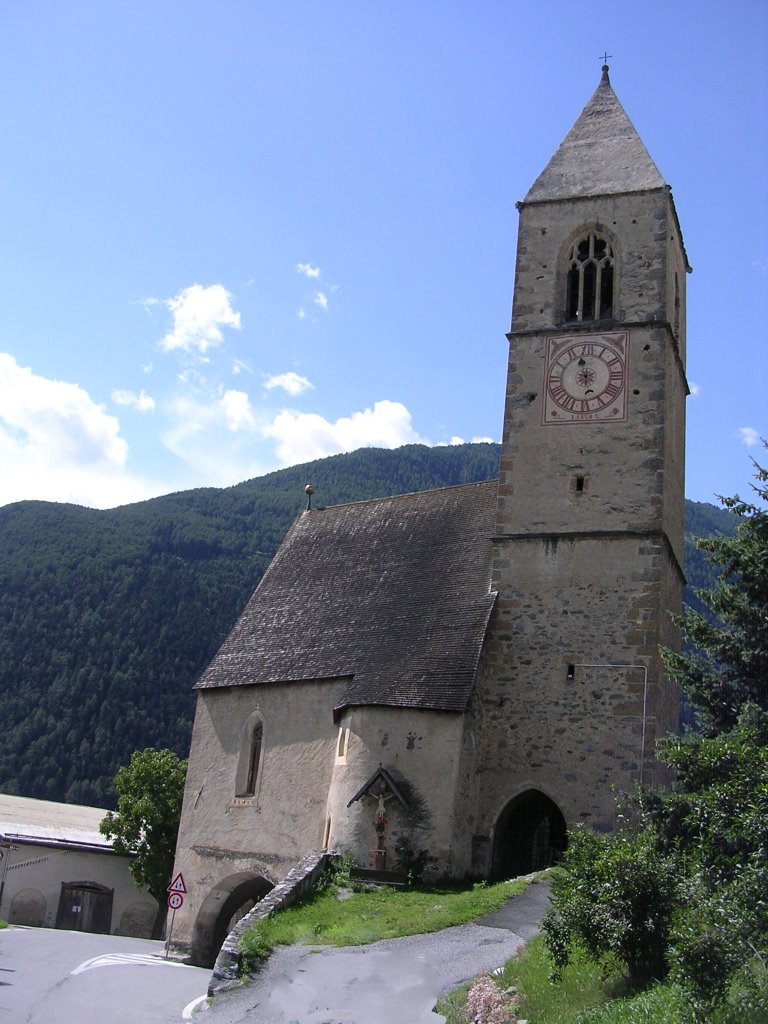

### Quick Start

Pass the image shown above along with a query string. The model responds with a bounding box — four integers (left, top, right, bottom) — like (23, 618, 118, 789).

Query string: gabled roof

(524, 67, 666, 203)
(0, 793, 115, 852)
(196, 479, 498, 716)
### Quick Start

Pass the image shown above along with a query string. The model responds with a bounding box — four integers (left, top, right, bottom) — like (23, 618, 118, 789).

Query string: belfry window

(235, 713, 264, 798)
(566, 234, 614, 321)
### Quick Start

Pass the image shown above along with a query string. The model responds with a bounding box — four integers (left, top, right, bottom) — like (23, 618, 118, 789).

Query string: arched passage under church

(491, 790, 567, 881)
(190, 872, 274, 967)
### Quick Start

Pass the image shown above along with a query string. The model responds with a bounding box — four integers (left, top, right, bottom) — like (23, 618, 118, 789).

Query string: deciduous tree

(100, 747, 187, 937)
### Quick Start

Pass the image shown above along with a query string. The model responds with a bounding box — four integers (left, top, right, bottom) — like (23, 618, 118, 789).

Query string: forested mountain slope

(0, 442, 734, 806)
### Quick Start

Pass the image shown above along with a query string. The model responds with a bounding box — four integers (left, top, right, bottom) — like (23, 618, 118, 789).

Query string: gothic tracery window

(566, 233, 614, 322)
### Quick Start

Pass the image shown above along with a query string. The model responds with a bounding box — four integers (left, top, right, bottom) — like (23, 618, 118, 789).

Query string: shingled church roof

(524, 66, 667, 203)
(195, 479, 498, 716)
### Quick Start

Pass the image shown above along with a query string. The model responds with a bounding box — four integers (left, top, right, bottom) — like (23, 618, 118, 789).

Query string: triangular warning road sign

(167, 873, 187, 894)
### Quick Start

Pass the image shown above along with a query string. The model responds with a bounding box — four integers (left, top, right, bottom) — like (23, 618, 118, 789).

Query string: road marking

(183, 994, 208, 1018)
(71, 953, 197, 975)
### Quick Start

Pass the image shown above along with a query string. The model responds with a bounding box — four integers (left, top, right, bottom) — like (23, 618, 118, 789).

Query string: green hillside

(0, 442, 733, 806)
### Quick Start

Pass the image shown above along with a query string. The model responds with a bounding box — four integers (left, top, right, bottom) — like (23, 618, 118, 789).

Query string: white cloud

(313, 291, 328, 311)
(297, 308, 306, 320)
(158, 284, 241, 354)
(178, 368, 208, 389)
(689, 382, 701, 397)
(296, 262, 321, 279)
(739, 427, 760, 448)
(265, 372, 313, 396)
(112, 388, 156, 412)
(437, 434, 497, 448)
(0, 353, 163, 508)
(263, 399, 423, 465)
(221, 389, 257, 432)
(0, 354, 126, 470)
(161, 390, 267, 486)
(164, 389, 259, 442)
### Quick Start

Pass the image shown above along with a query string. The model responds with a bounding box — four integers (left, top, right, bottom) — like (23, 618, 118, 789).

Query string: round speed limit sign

(168, 892, 184, 911)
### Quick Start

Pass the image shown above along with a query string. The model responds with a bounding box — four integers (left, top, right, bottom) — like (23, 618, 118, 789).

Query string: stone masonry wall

(472, 532, 674, 843)
(208, 849, 333, 995)
(476, 179, 687, 854)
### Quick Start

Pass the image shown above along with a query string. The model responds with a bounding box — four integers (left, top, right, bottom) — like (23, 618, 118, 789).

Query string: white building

(0, 793, 156, 936)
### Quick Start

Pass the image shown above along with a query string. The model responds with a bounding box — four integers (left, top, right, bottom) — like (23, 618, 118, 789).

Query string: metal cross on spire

(601, 51, 613, 65)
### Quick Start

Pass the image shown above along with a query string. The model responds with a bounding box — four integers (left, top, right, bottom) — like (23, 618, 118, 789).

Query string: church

(171, 66, 688, 965)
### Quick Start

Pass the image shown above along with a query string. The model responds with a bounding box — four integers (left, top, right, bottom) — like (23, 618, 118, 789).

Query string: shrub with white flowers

(466, 974, 520, 1024)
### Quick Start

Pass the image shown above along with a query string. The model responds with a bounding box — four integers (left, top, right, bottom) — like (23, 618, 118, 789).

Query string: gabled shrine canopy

(346, 765, 409, 809)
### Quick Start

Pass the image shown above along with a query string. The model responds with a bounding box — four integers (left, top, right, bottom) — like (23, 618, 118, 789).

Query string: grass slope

(237, 870, 686, 1023)
(239, 875, 526, 966)
(437, 935, 684, 1024)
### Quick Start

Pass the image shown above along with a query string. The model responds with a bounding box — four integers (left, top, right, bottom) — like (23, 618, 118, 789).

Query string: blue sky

(0, 1, 765, 509)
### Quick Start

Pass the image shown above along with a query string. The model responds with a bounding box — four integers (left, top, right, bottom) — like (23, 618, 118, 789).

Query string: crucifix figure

(367, 781, 394, 821)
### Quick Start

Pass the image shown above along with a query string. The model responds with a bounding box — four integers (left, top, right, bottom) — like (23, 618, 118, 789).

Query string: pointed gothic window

(566, 234, 614, 322)
(235, 712, 264, 798)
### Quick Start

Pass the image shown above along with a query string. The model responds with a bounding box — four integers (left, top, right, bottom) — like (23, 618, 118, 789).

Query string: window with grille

(566, 234, 614, 322)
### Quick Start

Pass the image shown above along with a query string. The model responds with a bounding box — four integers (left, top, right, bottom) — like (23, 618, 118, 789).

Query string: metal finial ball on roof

(305, 483, 315, 510)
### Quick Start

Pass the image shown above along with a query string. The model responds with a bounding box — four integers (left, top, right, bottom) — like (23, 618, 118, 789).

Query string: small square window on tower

(570, 474, 587, 494)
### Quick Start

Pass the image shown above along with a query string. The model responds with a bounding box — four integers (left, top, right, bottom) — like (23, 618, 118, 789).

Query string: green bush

(393, 834, 434, 886)
(543, 826, 678, 988)
(546, 457, 768, 1020)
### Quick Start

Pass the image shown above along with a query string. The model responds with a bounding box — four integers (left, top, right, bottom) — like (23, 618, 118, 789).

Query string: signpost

(164, 873, 187, 958)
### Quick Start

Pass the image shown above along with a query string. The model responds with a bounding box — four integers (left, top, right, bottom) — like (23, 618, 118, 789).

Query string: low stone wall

(208, 849, 334, 995)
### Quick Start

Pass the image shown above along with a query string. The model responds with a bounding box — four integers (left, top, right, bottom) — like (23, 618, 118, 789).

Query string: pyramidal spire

(524, 66, 666, 202)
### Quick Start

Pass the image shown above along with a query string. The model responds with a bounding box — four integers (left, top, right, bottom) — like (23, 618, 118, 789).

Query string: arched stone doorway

(491, 790, 567, 881)
(190, 872, 274, 967)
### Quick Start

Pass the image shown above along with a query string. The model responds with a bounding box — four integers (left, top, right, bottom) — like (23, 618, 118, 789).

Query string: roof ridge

(305, 476, 498, 514)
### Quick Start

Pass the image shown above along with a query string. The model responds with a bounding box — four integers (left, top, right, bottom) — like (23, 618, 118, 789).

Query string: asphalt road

(0, 880, 551, 1023)
(0, 925, 210, 1023)
(198, 879, 551, 1024)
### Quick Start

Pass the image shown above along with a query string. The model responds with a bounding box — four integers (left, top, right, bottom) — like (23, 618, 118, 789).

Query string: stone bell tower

(473, 67, 689, 877)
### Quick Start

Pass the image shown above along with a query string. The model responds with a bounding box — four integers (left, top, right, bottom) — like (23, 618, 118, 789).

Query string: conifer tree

(663, 447, 767, 734)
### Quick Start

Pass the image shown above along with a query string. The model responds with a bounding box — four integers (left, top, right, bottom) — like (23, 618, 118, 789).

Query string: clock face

(542, 331, 628, 424)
